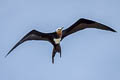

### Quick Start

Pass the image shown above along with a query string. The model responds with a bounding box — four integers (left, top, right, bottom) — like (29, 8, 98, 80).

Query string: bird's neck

(56, 31, 62, 38)
(54, 31, 62, 44)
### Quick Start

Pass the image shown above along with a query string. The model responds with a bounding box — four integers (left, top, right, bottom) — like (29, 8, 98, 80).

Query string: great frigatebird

(5, 18, 116, 63)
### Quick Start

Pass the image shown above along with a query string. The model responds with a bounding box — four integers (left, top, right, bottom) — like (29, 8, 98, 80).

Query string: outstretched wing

(5, 30, 51, 57)
(62, 18, 116, 39)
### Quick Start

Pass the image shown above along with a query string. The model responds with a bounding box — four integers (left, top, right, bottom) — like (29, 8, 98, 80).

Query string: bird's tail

(52, 44, 61, 64)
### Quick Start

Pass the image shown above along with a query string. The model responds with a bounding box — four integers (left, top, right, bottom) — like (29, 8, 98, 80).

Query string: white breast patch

(53, 38, 61, 44)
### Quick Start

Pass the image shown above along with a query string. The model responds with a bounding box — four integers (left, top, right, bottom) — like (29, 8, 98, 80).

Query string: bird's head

(56, 27, 64, 37)
(56, 27, 64, 32)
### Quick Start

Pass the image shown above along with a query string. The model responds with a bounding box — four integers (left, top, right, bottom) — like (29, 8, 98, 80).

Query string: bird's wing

(62, 18, 116, 39)
(5, 30, 51, 57)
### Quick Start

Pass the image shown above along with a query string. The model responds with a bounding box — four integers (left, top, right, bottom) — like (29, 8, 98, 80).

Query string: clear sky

(0, 0, 120, 80)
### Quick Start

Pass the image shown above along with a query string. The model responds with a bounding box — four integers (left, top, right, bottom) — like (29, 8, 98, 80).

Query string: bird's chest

(53, 38, 61, 44)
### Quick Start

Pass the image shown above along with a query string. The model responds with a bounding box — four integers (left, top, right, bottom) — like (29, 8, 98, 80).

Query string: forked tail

(52, 44, 61, 64)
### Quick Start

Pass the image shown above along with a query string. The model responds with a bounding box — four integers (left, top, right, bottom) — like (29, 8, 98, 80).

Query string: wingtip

(5, 51, 12, 58)
(113, 29, 117, 32)
(5, 54, 8, 58)
(113, 30, 117, 32)
(110, 28, 117, 32)
(106, 26, 117, 32)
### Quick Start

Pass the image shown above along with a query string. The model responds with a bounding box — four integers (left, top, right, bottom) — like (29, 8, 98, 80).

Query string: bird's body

(5, 18, 116, 63)
(53, 38, 61, 44)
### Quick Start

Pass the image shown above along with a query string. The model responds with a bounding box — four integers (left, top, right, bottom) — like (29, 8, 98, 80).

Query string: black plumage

(62, 18, 116, 39)
(5, 18, 116, 63)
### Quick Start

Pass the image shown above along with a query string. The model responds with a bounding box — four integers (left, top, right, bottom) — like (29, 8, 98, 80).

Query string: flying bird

(5, 18, 116, 63)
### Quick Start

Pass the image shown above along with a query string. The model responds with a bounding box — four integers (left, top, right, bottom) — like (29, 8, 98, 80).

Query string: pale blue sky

(0, 0, 120, 80)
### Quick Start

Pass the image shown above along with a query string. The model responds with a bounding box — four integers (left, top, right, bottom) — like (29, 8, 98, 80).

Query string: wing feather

(62, 18, 116, 39)
(5, 30, 50, 57)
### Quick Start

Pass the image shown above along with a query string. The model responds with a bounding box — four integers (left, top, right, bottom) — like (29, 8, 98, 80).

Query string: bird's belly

(53, 38, 61, 44)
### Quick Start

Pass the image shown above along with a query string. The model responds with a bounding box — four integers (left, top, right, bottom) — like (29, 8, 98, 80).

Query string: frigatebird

(5, 18, 116, 63)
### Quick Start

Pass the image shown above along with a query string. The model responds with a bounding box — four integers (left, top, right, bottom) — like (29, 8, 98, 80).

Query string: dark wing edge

(5, 30, 50, 57)
(62, 18, 117, 39)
